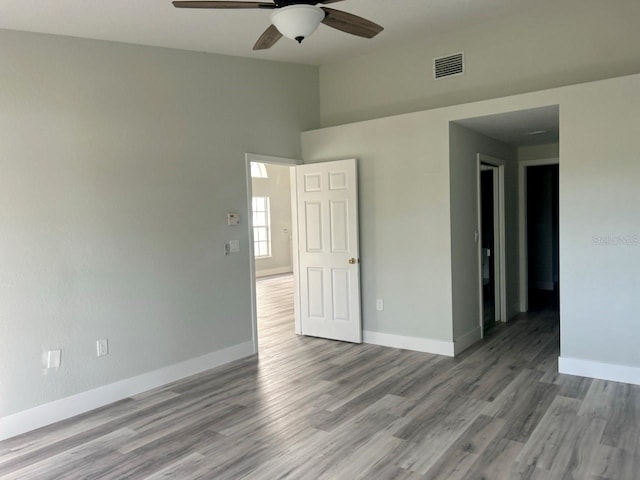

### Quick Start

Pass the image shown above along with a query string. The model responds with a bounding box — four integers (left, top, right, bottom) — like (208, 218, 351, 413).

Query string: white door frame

(518, 157, 559, 312)
(290, 168, 302, 337)
(477, 154, 507, 334)
(245, 153, 300, 354)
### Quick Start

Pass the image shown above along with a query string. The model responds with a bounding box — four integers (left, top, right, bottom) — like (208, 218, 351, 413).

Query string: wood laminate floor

(1, 274, 639, 479)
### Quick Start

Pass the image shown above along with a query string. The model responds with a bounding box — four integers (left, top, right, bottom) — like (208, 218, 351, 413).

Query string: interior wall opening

(453, 105, 560, 354)
(480, 163, 499, 332)
(246, 155, 298, 354)
(526, 164, 560, 311)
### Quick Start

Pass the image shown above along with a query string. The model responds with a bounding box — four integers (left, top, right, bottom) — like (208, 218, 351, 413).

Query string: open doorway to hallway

(480, 162, 501, 332)
(452, 105, 560, 336)
(523, 162, 560, 311)
(248, 159, 296, 348)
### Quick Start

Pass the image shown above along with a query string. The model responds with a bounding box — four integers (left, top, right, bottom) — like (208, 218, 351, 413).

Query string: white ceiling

(455, 106, 560, 147)
(0, 0, 554, 65)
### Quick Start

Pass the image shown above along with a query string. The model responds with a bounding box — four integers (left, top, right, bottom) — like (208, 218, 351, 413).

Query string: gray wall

(518, 144, 559, 163)
(302, 114, 455, 343)
(304, 72, 640, 372)
(319, 0, 640, 127)
(559, 76, 640, 367)
(0, 29, 318, 417)
(448, 124, 517, 345)
(252, 163, 293, 276)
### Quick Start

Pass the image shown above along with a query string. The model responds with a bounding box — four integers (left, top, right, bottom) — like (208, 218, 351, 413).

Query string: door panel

(296, 159, 361, 343)
(304, 202, 323, 252)
(331, 268, 351, 321)
(307, 268, 325, 318)
(330, 200, 349, 252)
(304, 173, 322, 192)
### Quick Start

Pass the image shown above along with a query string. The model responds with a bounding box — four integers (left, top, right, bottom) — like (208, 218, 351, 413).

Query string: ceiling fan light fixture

(271, 5, 325, 44)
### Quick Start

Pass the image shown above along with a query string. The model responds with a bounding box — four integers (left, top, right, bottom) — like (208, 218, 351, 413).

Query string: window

(252, 196, 271, 258)
(250, 162, 268, 179)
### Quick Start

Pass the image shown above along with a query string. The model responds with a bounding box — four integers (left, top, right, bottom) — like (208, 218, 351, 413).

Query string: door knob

(349, 258, 358, 264)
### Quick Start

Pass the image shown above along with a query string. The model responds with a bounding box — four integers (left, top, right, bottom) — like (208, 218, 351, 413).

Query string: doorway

(477, 155, 506, 334)
(480, 164, 497, 329)
(246, 153, 298, 354)
(519, 160, 560, 311)
(247, 155, 363, 352)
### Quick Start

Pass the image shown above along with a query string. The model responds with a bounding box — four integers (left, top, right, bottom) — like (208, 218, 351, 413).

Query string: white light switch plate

(46, 349, 61, 369)
(97, 338, 109, 357)
(229, 240, 240, 253)
(227, 213, 240, 226)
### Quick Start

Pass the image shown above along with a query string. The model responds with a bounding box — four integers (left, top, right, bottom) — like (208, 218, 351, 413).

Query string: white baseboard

(454, 327, 481, 355)
(363, 330, 454, 357)
(256, 267, 293, 278)
(0, 341, 255, 442)
(558, 356, 640, 386)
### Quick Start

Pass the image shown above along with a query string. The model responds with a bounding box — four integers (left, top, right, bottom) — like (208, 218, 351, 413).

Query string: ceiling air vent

(433, 52, 464, 80)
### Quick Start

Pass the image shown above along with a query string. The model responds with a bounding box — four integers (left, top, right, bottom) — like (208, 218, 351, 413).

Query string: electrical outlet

(97, 338, 109, 357)
(376, 299, 384, 311)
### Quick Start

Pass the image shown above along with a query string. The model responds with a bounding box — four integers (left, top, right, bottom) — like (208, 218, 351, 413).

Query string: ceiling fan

(172, 1, 384, 50)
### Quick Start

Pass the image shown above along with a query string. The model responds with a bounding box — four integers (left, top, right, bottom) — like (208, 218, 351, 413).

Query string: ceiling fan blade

(172, 1, 274, 9)
(318, 0, 346, 4)
(321, 7, 383, 39)
(253, 24, 283, 50)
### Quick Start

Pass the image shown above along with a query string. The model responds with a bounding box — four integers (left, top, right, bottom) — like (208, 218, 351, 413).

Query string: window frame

(250, 162, 268, 179)
(252, 196, 272, 258)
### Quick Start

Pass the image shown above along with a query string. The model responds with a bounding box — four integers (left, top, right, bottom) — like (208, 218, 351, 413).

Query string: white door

(295, 159, 361, 343)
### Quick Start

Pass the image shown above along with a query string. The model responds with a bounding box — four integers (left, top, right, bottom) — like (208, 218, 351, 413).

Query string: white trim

(454, 327, 482, 355)
(256, 266, 293, 278)
(245, 153, 301, 352)
(518, 157, 559, 312)
(290, 167, 302, 335)
(363, 331, 455, 357)
(245, 157, 259, 354)
(559, 356, 640, 386)
(246, 153, 299, 165)
(0, 341, 254, 442)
